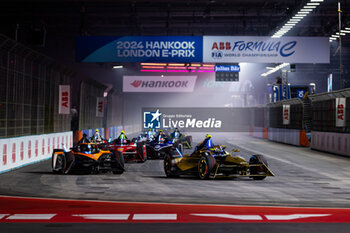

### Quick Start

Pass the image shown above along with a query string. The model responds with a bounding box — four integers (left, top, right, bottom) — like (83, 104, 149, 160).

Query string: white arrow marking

(265, 214, 331, 220)
(72, 214, 130, 220)
(7, 214, 56, 220)
(0, 214, 9, 220)
(191, 214, 262, 220)
(132, 214, 177, 220)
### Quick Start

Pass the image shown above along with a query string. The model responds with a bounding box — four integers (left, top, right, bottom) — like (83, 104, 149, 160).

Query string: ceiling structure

(1, 0, 349, 93)
(0, 0, 347, 39)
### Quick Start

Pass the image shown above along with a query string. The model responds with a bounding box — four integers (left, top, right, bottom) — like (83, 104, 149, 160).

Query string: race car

(52, 143, 125, 174)
(108, 138, 147, 163)
(146, 137, 183, 159)
(170, 133, 192, 149)
(164, 144, 274, 180)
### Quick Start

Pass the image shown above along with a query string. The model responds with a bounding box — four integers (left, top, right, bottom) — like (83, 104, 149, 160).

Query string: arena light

(167, 63, 185, 66)
(140, 63, 167, 66)
(166, 66, 187, 69)
(112, 65, 123, 69)
(166, 70, 189, 73)
(261, 63, 290, 77)
(141, 69, 166, 72)
(142, 66, 165, 69)
(271, 0, 324, 38)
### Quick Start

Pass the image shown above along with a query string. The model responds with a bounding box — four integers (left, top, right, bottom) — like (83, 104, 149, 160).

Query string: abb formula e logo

(143, 109, 162, 129)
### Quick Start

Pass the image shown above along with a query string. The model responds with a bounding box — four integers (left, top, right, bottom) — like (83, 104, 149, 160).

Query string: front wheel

(164, 154, 178, 178)
(198, 155, 216, 180)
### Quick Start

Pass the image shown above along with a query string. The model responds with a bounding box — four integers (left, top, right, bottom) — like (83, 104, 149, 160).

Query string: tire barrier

(0, 131, 73, 173)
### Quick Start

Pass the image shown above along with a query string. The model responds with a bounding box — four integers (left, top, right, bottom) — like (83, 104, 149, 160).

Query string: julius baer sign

(142, 108, 251, 132)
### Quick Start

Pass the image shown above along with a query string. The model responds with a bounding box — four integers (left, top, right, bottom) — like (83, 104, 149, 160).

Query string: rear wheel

(198, 155, 216, 180)
(249, 154, 268, 180)
(52, 153, 66, 174)
(113, 151, 125, 174)
(164, 154, 178, 178)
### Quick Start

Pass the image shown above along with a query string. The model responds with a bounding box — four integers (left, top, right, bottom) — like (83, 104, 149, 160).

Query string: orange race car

(52, 143, 124, 174)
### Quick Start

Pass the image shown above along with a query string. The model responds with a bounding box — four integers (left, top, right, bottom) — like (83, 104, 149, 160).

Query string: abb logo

(61, 91, 69, 108)
(20, 142, 24, 161)
(284, 109, 289, 120)
(48, 138, 50, 154)
(28, 141, 31, 159)
(3, 144, 7, 165)
(42, 139, 45, 155)
(97, 101, 103, 113)
(211, 42, 232, 50)
(12, 143, 16, 163)
(337, 104, 344, 120)
(35, 140, 38, 157)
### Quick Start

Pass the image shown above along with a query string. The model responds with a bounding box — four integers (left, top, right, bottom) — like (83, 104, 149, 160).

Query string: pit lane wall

(250, 98, 311, 147)
(0, 131, 73, 174)
(309, 89, 350, 157)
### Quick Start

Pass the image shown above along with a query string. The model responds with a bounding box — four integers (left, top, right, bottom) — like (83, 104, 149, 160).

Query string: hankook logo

(131, 80, 189, 88)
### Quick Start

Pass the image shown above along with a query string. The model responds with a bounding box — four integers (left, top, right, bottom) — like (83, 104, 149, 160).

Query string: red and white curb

(0, 196, 349, 223)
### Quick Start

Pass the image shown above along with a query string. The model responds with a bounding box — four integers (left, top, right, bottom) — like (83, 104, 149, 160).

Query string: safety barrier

(311, 131, 350, 157)
(0, 131, 73, 173)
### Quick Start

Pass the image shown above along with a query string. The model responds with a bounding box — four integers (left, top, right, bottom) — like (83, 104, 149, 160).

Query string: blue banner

(76, 36, 203, 63)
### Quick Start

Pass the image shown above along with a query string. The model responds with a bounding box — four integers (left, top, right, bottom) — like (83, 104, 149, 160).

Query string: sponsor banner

(336, 98, 346, 127)
(203, 36, 329, 63)
(142, 108, 251, 132)
(0, 131, 72, 173)
(123, 76, 197, 93)
(76, 36, 203, 63)
(59, 85, 70, 114)
(283, 105, 290, 125)
(96, 97, 104, 117)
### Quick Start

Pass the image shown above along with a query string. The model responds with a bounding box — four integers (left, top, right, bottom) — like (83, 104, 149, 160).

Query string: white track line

(191, 214, 262, 220)
(7, 214, 56, 220)
(132, 214, 177, 220)
(265, 214, 332, 220)
(73, 214, 130, 220)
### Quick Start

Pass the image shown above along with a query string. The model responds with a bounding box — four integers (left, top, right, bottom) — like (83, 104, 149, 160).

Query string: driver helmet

(206, 134, 212, 138)
(175, 128, 179, 132)
(95, 129, 99, 133)
(121, 130, 125, 134)
(83, 133, 87, 137)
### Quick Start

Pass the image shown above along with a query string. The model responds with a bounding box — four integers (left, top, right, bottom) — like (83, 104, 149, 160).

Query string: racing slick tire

(249, 154, 268, 180)
(136, 142, 147, 163)
(164, 154, 179, 178)
(52, 151, 66, 174)
(198, 155, 216, 180)
(113, 151, 125, 174)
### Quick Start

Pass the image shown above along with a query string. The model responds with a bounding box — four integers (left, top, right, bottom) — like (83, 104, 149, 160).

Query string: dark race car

(146, 136, 183, 159)
(164, 143, 274, 180)
(108, 138, 147, 163)
(52, 143, 124, 174)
